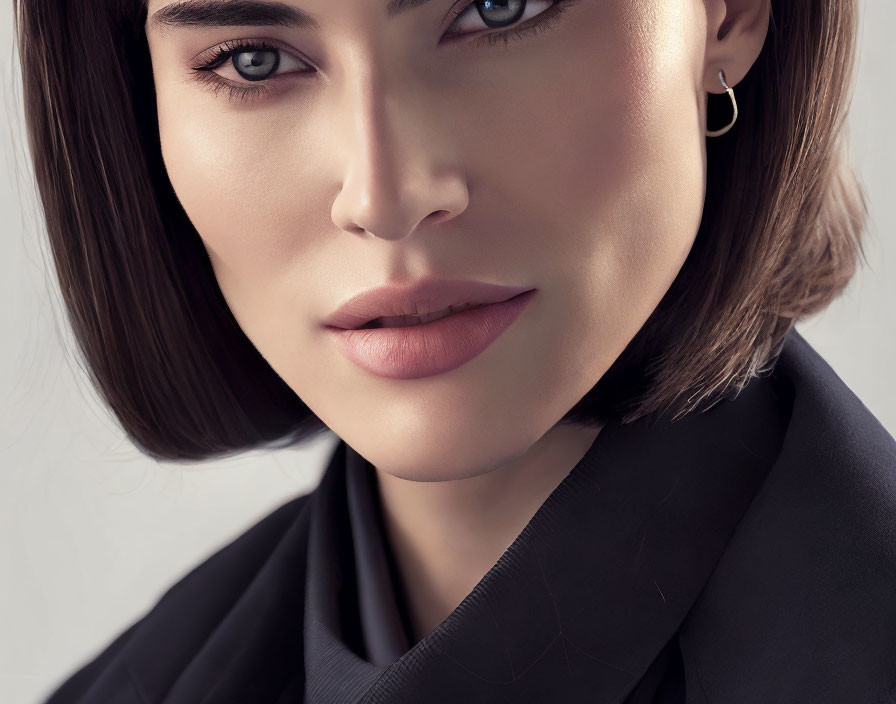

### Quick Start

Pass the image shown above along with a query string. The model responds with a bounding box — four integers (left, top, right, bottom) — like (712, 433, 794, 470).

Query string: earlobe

(702, 0, 771, 93)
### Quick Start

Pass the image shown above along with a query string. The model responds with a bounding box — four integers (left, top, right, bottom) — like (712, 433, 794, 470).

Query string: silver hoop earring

(706, 69, 738, 137)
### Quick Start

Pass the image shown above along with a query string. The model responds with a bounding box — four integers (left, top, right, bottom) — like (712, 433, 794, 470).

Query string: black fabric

(303, 343, 788, 704)
(345, 443, 413, 665)
(41, 328, 896, 703)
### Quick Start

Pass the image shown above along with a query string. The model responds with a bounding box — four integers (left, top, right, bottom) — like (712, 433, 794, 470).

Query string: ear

(703, 0, 771, 93)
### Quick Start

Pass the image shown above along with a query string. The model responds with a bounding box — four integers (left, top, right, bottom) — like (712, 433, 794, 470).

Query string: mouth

(321, 278, 535, 331)
(357, 302, 491, 329)
(325, 288, 538, 379)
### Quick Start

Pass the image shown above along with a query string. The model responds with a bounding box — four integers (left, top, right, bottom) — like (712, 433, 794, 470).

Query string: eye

(444, 0, 558, 39)
(188, 1, 576, 104)
(192, 39, 313, 85)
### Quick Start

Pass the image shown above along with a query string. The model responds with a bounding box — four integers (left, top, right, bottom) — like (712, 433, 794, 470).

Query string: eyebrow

(149, 0, 438, 34)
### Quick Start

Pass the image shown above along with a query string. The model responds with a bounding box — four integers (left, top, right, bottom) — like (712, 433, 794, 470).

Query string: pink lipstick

(322, 278, 537, 379)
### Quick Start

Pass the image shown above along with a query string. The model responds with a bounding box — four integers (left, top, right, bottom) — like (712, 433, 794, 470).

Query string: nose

(328, 63, 469, 242)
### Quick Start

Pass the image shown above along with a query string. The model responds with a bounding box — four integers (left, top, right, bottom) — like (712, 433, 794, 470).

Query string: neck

(373, 420, 604, 644)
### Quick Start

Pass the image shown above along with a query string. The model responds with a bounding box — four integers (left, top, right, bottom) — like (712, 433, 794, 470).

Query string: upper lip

(322, 277, 535, 330)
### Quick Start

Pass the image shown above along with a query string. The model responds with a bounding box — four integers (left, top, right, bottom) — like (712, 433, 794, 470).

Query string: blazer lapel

(303, 370, 789, 703)
(677, 330, 896, 702)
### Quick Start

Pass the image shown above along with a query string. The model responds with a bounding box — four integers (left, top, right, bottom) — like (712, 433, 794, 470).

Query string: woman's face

(146, 0, 709, 480)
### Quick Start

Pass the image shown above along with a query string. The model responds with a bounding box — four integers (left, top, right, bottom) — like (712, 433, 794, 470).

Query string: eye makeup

(188, 0, 579, 105)
(190, 37, 314, 103)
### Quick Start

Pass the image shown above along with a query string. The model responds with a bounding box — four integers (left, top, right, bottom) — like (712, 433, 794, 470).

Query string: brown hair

(13, 0, 868, 461)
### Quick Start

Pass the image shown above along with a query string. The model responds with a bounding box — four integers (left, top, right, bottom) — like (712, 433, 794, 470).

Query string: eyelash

(189, 0, 577, 105)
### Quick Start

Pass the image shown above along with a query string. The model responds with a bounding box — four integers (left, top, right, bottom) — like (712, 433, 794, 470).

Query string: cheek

(156, 93, 323, 324)
(510, 0, 705, 333)
(457, 0, 707, 396)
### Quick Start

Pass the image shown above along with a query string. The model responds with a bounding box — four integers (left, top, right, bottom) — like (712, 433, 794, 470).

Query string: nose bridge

(328, 52, 468, 241)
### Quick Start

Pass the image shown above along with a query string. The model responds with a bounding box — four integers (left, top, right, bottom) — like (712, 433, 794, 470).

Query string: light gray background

(2, 2, 894, 702)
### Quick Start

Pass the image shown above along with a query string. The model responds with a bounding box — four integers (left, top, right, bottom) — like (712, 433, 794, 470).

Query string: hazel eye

(446, 0, 555, 37)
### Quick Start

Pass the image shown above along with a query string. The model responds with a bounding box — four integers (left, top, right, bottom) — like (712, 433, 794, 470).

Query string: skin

(145, 0, 770, 644)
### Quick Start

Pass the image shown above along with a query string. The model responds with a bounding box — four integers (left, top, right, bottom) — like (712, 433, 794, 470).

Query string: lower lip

(325, 289, 537, 380)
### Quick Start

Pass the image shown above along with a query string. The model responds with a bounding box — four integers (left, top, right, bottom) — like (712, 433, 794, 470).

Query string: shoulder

(41, 489, 315, 703)
(765, 329, 896, 534)
(679, 328, 896, 703)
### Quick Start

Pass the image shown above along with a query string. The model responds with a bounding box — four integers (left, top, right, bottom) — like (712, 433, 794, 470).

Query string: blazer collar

(303, 365, 790, 703)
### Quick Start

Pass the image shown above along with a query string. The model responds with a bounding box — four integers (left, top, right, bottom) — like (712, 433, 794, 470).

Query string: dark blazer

(42, 329, 896, 703)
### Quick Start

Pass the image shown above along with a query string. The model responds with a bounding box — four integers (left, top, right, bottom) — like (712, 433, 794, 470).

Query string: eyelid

(444, 0, 554, 38)
(192, 0, 557, 71)
(188, 1, 576, 104)
(191, 37, 313, 76)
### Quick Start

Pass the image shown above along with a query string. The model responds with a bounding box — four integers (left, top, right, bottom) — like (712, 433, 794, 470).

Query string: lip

(321, 277, 535, 331)
(324, 288, 538, 379)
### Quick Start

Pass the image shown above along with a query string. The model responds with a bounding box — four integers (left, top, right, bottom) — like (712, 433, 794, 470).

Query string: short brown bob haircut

(14, 0, 868, 462)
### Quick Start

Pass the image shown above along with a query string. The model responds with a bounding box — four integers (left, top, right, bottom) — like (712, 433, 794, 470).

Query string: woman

(15, 0, 895, 701)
